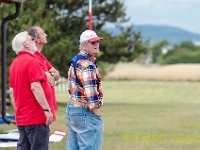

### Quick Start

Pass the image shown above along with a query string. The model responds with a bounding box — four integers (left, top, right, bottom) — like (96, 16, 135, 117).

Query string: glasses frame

(89, 40, 100, 45)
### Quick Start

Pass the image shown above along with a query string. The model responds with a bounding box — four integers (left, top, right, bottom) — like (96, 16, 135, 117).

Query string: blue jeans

(17, 124, 50, 150)
(66, 103, 103, 150)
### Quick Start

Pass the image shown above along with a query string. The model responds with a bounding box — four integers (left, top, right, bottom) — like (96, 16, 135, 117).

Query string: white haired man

(9, 31, 55, 150)
(66, 30, 104, 150)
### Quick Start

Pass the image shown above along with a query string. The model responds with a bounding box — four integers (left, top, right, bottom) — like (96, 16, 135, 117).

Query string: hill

(105, 25, 200, 45)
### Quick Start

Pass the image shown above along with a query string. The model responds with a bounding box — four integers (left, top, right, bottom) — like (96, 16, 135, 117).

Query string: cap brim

(88, 37, 103, 42)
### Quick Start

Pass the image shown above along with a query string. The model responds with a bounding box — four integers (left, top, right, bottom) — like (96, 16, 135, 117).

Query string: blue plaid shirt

(68, 50, 103, 110)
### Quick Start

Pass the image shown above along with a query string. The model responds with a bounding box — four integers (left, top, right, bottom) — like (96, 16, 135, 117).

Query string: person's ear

(23, 41, 29, 48)
(33, 38, 39, 43)
(82, 44, 87, 50)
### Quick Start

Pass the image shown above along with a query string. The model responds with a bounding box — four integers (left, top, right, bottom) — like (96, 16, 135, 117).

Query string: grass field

(1, 80, 200, 150)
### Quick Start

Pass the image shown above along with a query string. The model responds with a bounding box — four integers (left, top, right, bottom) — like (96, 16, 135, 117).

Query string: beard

(31, 43, 38, 53)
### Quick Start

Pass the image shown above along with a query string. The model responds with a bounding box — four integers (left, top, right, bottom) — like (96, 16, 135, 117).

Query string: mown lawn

(1, 80, 200, 150)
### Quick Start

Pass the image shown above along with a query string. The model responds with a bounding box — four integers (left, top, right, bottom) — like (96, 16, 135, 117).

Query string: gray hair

(79, 42, 87, 51)
(12, 31, 29, 54)
(27, 26, 40, 40)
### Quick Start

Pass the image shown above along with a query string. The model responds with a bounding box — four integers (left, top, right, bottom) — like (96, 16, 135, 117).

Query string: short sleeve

(28, 59, 46, 83)
(44, 57, 53, 71)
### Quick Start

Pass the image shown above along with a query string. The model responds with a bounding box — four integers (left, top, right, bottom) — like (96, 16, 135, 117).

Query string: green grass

(2, 80, 200, 150)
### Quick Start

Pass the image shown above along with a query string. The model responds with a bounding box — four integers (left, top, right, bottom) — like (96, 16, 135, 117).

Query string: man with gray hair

(27, 26, 60, 111)
(9, 31, 55, 150)
(66, 30, 104, 150)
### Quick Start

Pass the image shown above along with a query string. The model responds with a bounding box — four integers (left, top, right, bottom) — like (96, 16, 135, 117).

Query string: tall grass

(2, 80, 200, 150)
(105, 63, 200, 81)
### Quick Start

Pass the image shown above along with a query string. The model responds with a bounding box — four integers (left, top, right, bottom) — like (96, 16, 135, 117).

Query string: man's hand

(45, 72, 55, 86)
(31, 82, 53, 125)
(44, 111, 53, 125)
(92, 108, 101, 116)
(49, 67, 60, 81)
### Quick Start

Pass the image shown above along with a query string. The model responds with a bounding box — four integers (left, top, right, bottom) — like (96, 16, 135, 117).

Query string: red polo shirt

(34, 51, 58, 110)
(9, 51, 55, 126)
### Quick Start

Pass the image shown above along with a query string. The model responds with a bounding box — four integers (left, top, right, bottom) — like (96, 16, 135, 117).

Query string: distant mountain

(105, 25, 200, 45)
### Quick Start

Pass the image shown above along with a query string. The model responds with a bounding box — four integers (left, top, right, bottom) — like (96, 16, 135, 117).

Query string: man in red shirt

(27, 26, 60, 110)
(9, 31, 54, 150)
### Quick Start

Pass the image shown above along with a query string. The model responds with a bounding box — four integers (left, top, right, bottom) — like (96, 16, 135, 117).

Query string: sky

(124, 0, 200, 34)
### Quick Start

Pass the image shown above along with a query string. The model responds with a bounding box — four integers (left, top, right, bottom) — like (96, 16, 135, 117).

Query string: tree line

(0, 0, 148, 78)
(151, 40, 200, 64)
(1, 0, 199, 80)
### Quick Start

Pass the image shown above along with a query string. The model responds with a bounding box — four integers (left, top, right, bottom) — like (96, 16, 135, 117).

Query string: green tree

(1, 0, 148, 77)
(150, 40, 169, 63)
(158, 41, 200, 64)
(179, 41, 198, 51)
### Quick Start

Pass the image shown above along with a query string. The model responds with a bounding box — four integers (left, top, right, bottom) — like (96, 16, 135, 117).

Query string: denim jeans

(17, 124, 50, 150)
(66, 103, 103, 150)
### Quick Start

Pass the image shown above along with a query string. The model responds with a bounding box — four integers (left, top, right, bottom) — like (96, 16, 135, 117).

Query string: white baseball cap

(79, 30, 103, 43)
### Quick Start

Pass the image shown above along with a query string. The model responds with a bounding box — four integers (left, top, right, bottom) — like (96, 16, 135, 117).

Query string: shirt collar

(80, 50, 96, 61)
(80, 50, 91, 59)
(34, 50, 45, 58)
(18, 51, 34, 57)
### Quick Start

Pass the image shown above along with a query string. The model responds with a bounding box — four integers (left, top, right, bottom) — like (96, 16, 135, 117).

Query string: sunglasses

(90, 41, 100, 45)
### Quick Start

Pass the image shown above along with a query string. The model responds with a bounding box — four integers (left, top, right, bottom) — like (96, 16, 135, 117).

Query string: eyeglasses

(90, 41, 100, 45)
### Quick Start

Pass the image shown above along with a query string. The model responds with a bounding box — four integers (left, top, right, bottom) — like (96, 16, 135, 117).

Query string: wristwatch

(49, 72, 54, 77)
(44, 108, 50, 112)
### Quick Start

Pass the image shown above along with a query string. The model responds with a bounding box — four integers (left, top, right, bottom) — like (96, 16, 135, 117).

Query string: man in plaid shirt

(66, 30, 104, 150)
